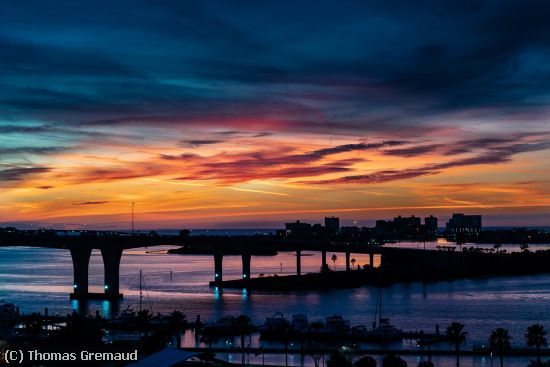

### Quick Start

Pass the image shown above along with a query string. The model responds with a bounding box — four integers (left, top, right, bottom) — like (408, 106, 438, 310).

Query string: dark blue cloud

(1, 0, 550, 139)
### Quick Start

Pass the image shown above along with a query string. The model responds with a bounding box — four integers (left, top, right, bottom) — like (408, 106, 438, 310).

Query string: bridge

(0, 230, 404, 300)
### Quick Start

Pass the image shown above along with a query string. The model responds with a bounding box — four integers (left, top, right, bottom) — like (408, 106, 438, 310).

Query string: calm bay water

(1, 243, 549, 367)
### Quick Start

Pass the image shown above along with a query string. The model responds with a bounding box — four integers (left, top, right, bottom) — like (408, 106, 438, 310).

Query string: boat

(260, 313, 290, 338)
(370, 317, 402, 341)
(323, 315, 351, 336)
(202, 316, 239, 335)
(368, 270, 403, 342)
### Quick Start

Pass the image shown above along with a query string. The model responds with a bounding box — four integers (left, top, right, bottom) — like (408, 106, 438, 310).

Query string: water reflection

(101, 300, 120, 318)
(213, 286, 221, 301)
(71, 299, 88, 315)
(3, 245, 550, 346)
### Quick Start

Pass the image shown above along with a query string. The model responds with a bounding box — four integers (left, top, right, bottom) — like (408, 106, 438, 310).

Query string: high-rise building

(445, 213, 482, 234)
(285, 220, 312, 237)
(393, 215, 421, 235)
(425, 215, 438, 236)
(324, 217, 340, 235)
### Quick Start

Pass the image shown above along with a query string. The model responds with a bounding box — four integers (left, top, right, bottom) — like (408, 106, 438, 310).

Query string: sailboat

(138, 269, 154, 314)
(370, 269, 402, 342)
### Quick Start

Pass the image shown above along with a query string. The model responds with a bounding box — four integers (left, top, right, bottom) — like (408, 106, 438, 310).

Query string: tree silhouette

(489, 328, 512, 367)
(354, 355, 377, 367)
(200, 328, 220, 350)
(382, 354, 407, 367)
(327, 351, 352, 367)
(455, 232, 466, 252)
(168, 311, 186, 331)
(528, 362, 550, 367)
(526, 324, 548, 367)
(309, 342, 324, 367)
(332, 254, 338, 270)
(446, 322, 467, 367)
(310, 353, 324, 367)
(235, 315, 253, 365)
(60, 311, 104, 347)
(351, 258, 357, 270)
(167, 310, 186, 345)
(23, 312, 43, 338)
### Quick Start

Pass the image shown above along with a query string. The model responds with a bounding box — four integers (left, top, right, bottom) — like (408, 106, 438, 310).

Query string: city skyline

(1, 1, 550, 229)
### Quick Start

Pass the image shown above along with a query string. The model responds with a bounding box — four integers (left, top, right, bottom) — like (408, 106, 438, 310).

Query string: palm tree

(276, 319, 293, 366)
(331, 254, 338, 270)
(489, 328, 512, 367)
(455, 232, 466, 252)
(200, 329, 220, 350)
(167, 311, 186, 346)
(235, 315, 253, 365)
(446, 322, 467, 367)
(526, 324, 548, 366)
(351, 258, 357, 270)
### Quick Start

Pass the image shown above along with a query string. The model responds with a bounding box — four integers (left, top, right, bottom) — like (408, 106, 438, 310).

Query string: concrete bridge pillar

(70, 248, 92, 297)
(242, 252, 251, 280)
(214, 251, 223, 284)
(296, 250, 301, 276)
(345, 252, 351, 271)
(101, 248, 123, 299)
(369, 253, 375, 268)
(321, 251, 327, 268)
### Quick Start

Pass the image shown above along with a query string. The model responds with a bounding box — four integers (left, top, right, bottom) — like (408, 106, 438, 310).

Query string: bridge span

(0, 231, 403, 300)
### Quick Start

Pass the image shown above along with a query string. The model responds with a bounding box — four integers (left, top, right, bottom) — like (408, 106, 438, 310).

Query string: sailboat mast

(378, 267, 383, 324)
(139, 269, 143, 312)
(379, 280, 382, 324)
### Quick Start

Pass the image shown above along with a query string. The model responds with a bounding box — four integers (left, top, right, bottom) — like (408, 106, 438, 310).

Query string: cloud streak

(0, 166, 50, 182)
(72, 201, 109, 206)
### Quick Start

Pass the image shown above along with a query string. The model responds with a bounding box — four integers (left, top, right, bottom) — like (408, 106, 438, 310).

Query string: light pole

(131, 202, 135, 235)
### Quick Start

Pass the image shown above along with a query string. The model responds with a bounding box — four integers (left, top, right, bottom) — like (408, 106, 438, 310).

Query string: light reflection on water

(0, 243, 549, 367)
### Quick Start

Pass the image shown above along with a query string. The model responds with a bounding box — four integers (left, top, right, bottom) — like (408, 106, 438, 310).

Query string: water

(1, 244, 549, 367)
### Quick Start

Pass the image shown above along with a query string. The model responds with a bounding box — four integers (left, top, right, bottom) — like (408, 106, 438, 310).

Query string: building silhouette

(324, 217, 340, 235)
(425, 215, 438, 237)
(374, 215, 426, 239)
(284, 220, 312, 237)
(445, 213, 482, 237)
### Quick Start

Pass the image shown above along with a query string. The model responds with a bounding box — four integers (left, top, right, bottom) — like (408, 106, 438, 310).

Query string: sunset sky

(1, 0, 549, 229)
